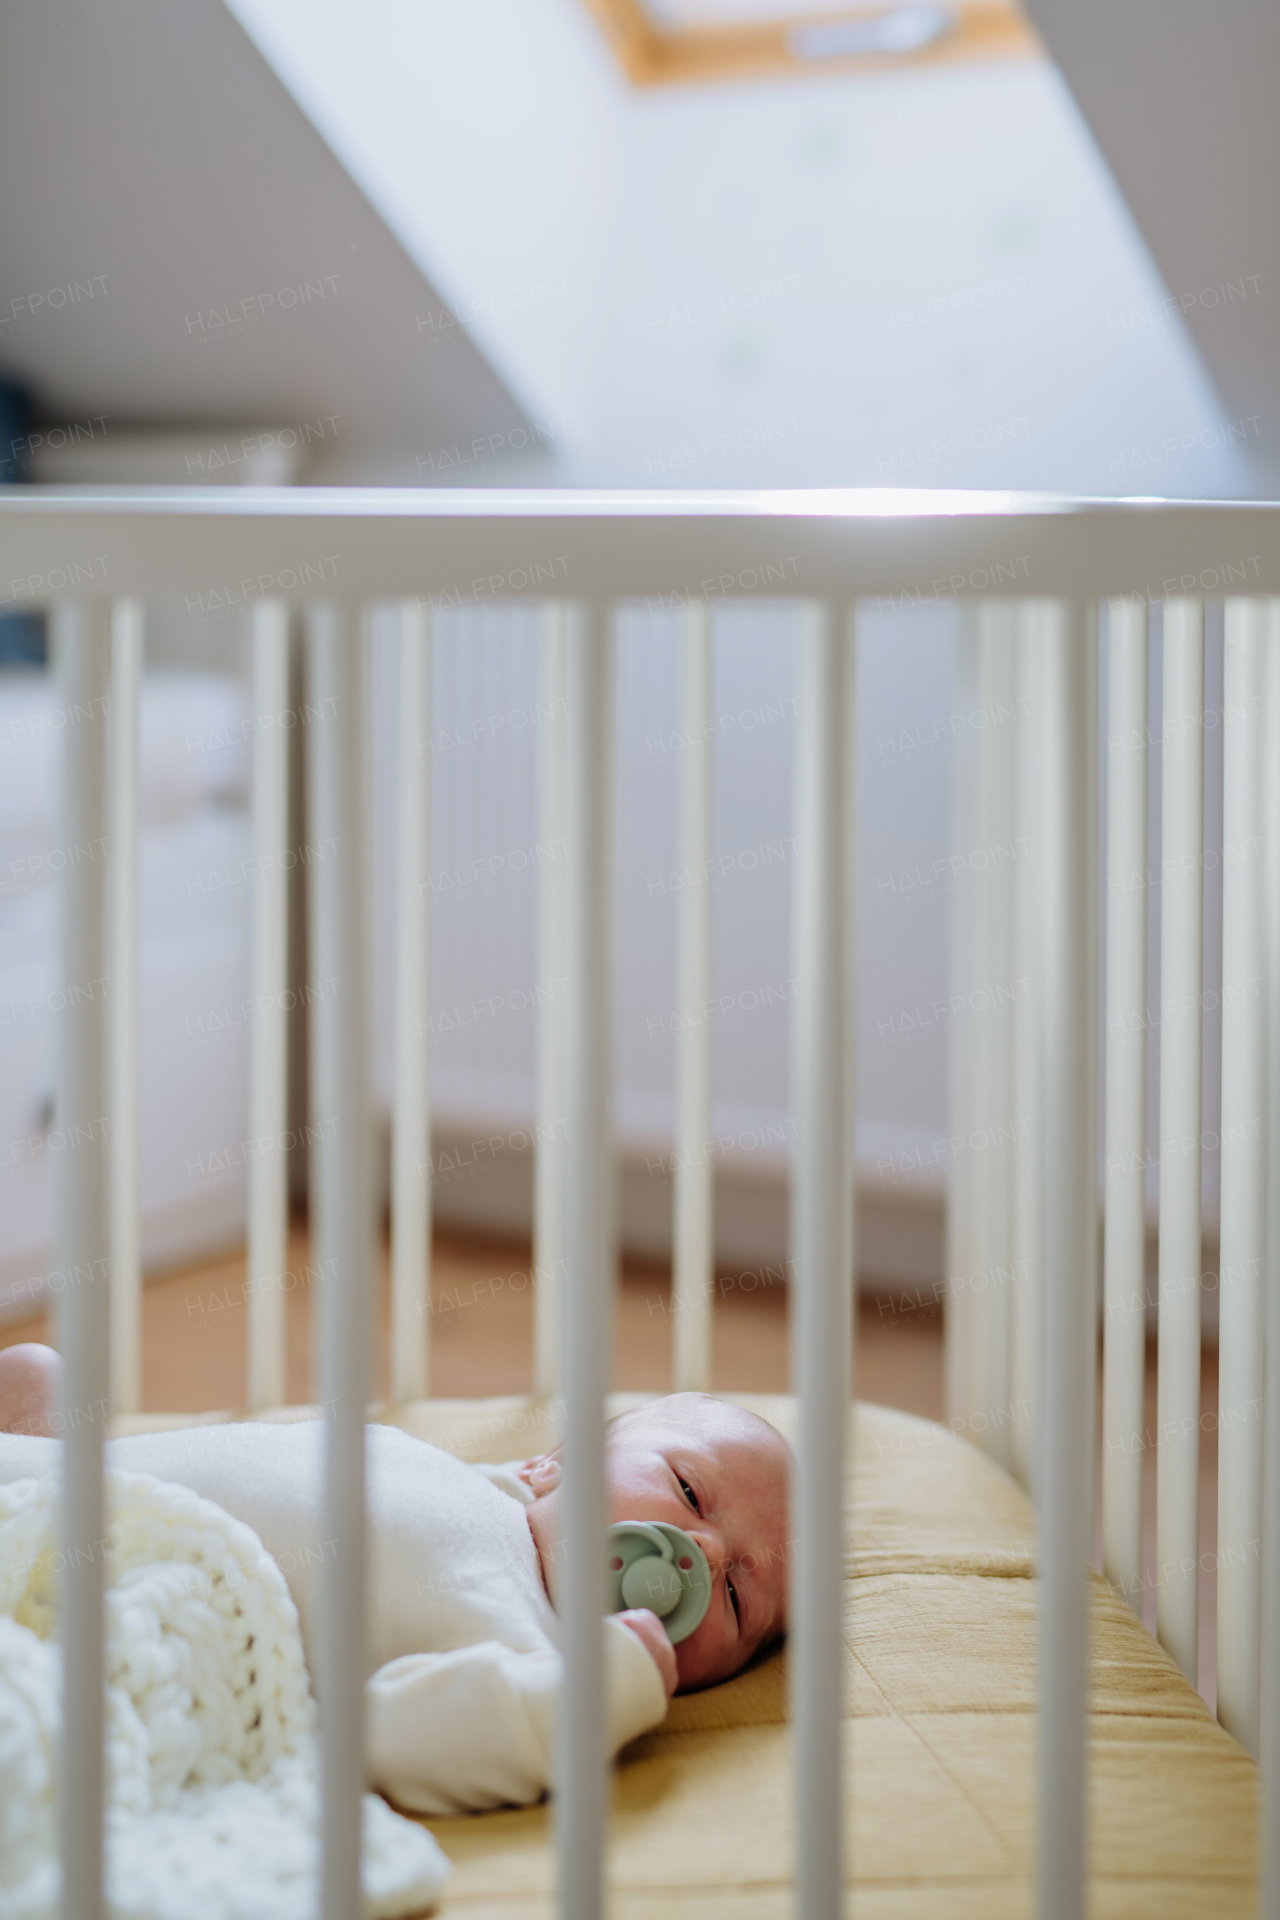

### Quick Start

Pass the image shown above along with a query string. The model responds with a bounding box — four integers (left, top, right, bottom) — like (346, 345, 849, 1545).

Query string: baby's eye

(677, 1475, 700, 1515)
(727, 1576, 740, 1627)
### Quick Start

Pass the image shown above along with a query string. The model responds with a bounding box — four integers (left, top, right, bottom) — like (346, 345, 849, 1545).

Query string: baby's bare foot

(0, 1343, 63, 1437)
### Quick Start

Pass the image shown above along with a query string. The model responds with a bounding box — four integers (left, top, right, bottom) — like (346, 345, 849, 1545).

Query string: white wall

(369, 601, 956, 1273)
(366, 602, 1229, 1283)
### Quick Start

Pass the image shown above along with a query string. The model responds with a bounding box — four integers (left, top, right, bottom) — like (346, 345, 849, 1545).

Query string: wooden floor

(1, 1226, 1223, 1709)
(0, 1224, 943, 1416)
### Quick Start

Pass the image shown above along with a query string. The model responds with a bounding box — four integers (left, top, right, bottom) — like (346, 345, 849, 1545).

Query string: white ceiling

(227, 0, 1254, 493)
(0, 0, 530, 481)
(583, 54, 1247, 493)
(0, 0, 1268, 494)
(1024, 0, 1280, 490)
(223, 0, 628, 459)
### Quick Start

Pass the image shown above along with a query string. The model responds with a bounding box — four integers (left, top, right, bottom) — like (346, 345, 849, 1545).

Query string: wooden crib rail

(9, 483, 1280, 1920)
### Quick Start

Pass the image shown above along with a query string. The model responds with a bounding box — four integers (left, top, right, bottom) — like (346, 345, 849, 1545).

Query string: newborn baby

(0, 1345, 790, 1815)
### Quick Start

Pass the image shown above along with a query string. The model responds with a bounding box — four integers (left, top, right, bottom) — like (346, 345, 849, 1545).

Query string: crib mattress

(117, 1394, 1257, 1917)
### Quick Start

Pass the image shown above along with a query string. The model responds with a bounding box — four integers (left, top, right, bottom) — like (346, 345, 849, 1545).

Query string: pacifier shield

(605, 1520, 712, 1644)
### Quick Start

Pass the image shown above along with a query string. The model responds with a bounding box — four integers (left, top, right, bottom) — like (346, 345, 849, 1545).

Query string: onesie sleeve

(366, 1616, 668, 1815)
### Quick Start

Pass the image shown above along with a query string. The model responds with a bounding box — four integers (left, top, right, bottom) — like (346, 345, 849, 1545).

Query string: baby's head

(521, 1392, 791, 1691)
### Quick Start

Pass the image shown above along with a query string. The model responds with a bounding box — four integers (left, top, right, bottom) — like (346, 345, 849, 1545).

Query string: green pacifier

(605, 1521, 712, 1644)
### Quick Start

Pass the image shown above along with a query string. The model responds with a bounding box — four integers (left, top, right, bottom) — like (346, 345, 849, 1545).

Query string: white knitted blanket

(0, 1469, 449, 1920)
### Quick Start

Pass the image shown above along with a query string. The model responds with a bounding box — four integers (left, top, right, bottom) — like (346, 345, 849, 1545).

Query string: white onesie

(0, 1421, 668, 1816)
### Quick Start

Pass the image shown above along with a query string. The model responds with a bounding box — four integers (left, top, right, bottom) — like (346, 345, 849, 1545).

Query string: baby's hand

(616, 1607, 678, 1698)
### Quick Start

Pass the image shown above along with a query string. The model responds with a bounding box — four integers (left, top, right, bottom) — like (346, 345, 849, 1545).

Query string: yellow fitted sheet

(117, 1394, 1258, 1917)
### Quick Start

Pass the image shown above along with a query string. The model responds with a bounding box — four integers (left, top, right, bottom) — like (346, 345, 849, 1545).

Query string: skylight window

(583, 0, 1035, 84)
(643, 0, 943, 23)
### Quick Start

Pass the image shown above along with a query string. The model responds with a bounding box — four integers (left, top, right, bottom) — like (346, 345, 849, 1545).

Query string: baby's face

(525, 1393, 790, 1691)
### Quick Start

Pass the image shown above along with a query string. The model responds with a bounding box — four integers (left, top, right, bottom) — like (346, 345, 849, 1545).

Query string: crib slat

(1103, 598, 1149, 1611)
(1217, 598, 1267, 1753)
(1038, 602, 1098, 1920)
(109, 599, 143, 1415)
(535, 602, 571, 1397)
(556, 606, 614, 1920)
(54, 603, 112, 1920)
(844, 608, 858, 1403)
(673, 601, 714, 1390)
(1260, 600, 1280, 1916)
(971, 603, 1017, 1465)
(247, 601, 290, 1411)
(307, 607, 371, 1920)
(1156, 598, 1204, 1685)
(793, 602, 853, 1919)
(1011, 604, 1047, 1494)
(391, 601, 433, 1401)
(946, 611, 980, 1427)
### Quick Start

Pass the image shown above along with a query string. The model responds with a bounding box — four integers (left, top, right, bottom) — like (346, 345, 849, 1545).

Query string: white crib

(3, 483, 1279, 1920)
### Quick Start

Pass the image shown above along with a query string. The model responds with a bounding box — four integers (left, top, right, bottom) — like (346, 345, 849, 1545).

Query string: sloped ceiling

(215, 0, 1252, 495)
(0, 0, 530, 482)
(1023, 0, 1280, 488)
(0, 0, 1267, 495)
